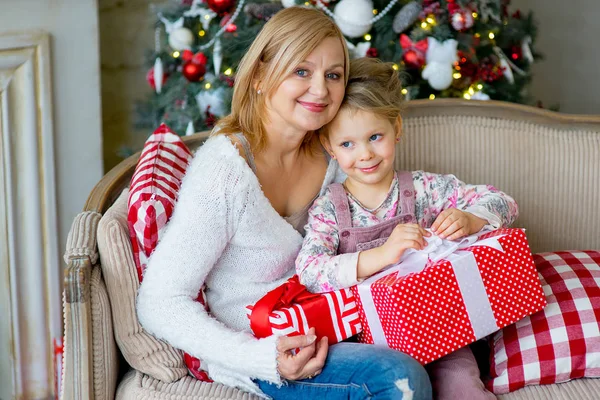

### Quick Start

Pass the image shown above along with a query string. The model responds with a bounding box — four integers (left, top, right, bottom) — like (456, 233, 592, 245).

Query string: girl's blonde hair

(322, 57, 403, 136)
(216, 7, 350, 152)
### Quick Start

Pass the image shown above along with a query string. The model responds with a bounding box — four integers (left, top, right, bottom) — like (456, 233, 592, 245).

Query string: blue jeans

(256, 343, 432, 399)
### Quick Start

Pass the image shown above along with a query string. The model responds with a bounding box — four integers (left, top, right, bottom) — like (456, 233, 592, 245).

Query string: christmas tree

(136, 0, 538, 139)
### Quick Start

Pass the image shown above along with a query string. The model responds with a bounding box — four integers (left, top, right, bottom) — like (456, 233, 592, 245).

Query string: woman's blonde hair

(216, 7, 350, 152)
(322, 57, 403, 137)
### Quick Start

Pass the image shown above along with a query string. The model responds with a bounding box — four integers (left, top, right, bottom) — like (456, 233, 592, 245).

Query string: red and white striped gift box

(246, 276, 362, 344)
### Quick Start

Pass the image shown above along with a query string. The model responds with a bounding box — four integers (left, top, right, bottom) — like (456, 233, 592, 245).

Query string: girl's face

(323, 108, 400, 188)
(264, 37, 346, 136)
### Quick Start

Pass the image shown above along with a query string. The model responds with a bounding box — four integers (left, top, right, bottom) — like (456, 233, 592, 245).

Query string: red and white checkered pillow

(127, 123, 192, 281)
(487, 250, 600, 394)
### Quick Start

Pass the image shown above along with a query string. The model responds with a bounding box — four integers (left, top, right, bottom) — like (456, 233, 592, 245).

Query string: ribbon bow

(400, 34, 428, 53)
(250, 275, 320, 338)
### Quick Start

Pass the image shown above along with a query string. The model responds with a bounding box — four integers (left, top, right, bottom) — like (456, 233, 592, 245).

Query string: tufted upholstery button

(341, 231, 350, 238)
(403, 189, 413, 197)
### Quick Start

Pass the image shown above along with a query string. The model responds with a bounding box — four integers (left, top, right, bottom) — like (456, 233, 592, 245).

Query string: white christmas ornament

(281, 0, 297, 7)
(169, 27, 194, 50)
(184, 0, 217, 30)
(451, 10, 474, 31)
(186, 121, 196, 136)
(159, 15, 184, 34)
(334, 0, 373, 38)
(392, 1, 422, 33)
(422, 38, 458, 91)
(213, 38, 223, 75)
(479, 0, 502, 23)
(522, 36, 534, 63)
(498, 56, 514, 84)
(196, 87, 227, 117)
(346, 40, 371, 59)
(153, 57, 164, 94)
(471, 91, 490, 100)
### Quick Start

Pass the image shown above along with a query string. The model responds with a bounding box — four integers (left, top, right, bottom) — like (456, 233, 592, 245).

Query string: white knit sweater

(137, 134, 343, 396)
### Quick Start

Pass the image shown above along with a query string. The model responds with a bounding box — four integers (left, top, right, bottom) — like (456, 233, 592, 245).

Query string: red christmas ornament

(205, 106, 217, 127)
(502, 0, 511, 17)
(456, 51, 478, 79)
(206, 0, 235, 14)
(193, 52, 208, 65)
(447, 0, 460, 14)
(220, 75, 235, 87)
(478, 58, 504, 83)
(366, 47, 378, 58)
(220, 13, 238, 32)
(451, 9, 474, 31)
(403, 50, 423, 68)
(146, 67, 168, 90)
(420, 1, 442, 19)
(510, 45, 522, 61)
(182, 50, 208, 66)
(182, 62, 206, 82)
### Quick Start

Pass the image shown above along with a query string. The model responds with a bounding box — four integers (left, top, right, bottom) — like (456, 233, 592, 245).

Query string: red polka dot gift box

(351, 228, 547, 365)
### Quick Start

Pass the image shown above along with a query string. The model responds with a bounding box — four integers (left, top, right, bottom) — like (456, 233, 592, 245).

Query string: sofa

(61, 99, 600, 399)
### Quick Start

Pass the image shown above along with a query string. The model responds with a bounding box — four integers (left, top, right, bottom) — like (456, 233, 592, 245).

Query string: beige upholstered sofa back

(397, 101, 600, 253)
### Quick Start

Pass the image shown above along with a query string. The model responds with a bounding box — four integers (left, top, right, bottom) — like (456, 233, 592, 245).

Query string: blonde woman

(137, 7, 431, 399)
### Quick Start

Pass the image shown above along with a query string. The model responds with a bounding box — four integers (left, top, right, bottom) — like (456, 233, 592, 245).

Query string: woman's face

(264, 37, 346, 136)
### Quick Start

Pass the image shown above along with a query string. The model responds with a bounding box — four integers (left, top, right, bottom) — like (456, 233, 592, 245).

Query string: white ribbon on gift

(357, 230, 507, 346)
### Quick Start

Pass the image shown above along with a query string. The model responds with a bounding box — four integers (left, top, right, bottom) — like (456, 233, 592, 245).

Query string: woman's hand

(276, 327, 328, 380)
(431, 208, 487, 240)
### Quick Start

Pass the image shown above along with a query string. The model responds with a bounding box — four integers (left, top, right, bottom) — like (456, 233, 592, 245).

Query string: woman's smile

(297, 100, 328, 113)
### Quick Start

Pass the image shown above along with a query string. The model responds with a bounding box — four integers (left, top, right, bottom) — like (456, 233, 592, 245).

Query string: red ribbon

(250, 275, 321, 338)
(400, 34, 428, 54)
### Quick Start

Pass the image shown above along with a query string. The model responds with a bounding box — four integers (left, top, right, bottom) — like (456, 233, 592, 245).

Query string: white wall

(2, 2, 103, 266)
(0, 1, 102, 398)
(513, 0, 600, 114)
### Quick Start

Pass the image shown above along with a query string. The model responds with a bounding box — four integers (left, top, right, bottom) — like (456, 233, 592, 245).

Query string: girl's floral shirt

(295, 170, 519, 293)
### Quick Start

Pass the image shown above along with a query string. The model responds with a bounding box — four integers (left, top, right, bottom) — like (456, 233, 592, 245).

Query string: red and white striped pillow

(127, 124, 212, 381)
(127, 123, 192, 281)
(487, 251, 600, 394)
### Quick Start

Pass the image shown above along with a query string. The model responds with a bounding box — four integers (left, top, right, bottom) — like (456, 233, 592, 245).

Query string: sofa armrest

(63, 256, 94, 400)
(62, 211, 102, 400)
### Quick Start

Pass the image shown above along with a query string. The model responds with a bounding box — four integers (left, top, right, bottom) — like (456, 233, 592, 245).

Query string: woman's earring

(257, 89, 262, 95)
(395, 137, 400, 142)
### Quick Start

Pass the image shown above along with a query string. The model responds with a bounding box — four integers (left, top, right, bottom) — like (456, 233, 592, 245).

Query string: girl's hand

(276, 327, 328, 380)
(379, 223, 431, 266)
(431, 208, 487, 240)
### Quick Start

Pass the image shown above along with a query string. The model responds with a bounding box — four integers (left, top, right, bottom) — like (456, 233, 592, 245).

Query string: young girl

(296, 57, 518, 400)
